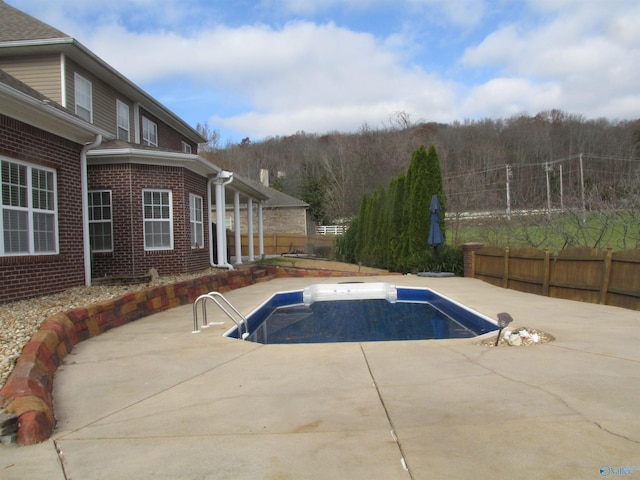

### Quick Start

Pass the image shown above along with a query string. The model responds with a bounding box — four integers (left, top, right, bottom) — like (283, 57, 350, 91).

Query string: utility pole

(579, 153, 586, 223)
(544, 162, 553, 217)
(559, 164, 564, 211)
(505, 164, 512, 220)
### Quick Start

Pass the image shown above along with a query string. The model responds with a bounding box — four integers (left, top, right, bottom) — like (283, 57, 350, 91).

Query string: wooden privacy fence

(227, 233, 334, 256)
(471, 246, 640, 310)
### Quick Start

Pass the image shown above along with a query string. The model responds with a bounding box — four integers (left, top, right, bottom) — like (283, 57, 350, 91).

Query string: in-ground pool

(224, 283, 498, 344)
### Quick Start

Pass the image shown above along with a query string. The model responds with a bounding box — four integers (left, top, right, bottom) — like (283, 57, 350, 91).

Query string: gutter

(208, 170, 234, 270)
(81, 134, 103, 286)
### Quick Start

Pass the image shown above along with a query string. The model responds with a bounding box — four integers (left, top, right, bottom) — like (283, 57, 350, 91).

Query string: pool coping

(0, 265, 390, 445)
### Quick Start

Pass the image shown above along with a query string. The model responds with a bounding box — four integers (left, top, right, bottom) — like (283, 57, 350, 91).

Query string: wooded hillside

(204, 110, 640, 224)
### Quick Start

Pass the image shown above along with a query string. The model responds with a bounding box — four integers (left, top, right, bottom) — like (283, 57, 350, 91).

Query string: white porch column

(258, 200, 265, 259)
(247, 198, 255, 261)
(233, 190, 242, 265)
(211, 171, 234, 269)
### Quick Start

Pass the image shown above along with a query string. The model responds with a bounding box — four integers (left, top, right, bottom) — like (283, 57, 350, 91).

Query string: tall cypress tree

(388, 174, 405, 271)
(405, 145, 431, 257)
(371, 185, 387, 267)
(354, 194, 370, 263)
(425, 145, 445, 235)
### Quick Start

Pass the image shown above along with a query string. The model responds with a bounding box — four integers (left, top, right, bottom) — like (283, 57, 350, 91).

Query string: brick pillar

(462, 243, 484, 278)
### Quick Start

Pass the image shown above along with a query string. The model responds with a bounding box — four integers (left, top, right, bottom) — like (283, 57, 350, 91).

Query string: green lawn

(448, 210, 640, 251)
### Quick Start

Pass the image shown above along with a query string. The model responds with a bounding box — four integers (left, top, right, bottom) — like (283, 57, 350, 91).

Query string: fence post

(462, 243, 483, 278)
(543, 248, 551, 297)
(503, 247, 510, 288)
(599, 246, 613, 305)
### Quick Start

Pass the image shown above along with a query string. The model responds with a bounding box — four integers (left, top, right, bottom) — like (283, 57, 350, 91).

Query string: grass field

(447, 210, 640, 251)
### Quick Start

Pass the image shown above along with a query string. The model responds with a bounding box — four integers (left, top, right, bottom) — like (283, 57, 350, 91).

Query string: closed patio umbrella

(428, 194, 444, 268)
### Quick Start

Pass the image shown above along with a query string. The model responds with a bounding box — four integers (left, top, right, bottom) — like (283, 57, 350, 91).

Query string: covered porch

(210, 170, 270, 268)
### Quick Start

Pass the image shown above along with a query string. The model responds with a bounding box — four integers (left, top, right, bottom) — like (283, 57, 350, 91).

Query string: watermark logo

(600, 465, 640, 476)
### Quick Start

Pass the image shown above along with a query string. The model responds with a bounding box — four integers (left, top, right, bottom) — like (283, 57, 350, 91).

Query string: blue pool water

(224, 283, 498, 344)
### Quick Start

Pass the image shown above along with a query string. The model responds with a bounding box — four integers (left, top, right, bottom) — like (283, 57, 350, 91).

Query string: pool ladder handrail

(193, 292, 250, 339)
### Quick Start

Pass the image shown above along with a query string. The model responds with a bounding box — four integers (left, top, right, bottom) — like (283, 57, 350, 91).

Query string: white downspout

(81, 134, 102, 286)
(209, 171, 234, 269)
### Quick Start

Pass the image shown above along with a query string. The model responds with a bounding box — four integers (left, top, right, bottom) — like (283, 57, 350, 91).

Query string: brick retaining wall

(0, 265, 385, 445)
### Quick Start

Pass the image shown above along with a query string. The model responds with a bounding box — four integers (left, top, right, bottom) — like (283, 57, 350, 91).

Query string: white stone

(507, 334, 522, 346)
(519, 329, 531, 338)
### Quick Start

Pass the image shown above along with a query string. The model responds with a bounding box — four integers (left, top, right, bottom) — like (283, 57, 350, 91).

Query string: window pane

(89, 222, 112, 251)
(117, 101, 130, 141)
(2, 161, 27, 207)
(75, 74, 92, 122)
(193, 223, 203, 248)
(33, 212, 55, 252)
(190, 195, 203, 248)
(145, 220, 170, 248)
(142, 117, 158, 146)
(3, 209, 29, 253)
(32, 169, 54, 210)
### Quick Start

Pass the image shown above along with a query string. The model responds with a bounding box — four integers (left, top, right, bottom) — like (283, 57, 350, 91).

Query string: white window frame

(116, 100, 130, 141)
(1, 157, 58, 256)
(189, 194, 204, 249)
(88, 190, 113, 252)
(182, 141, 192, 154)
(143, 189, 173, 250)
(74, 72, 93, 123)
(142, 116, 158, 147)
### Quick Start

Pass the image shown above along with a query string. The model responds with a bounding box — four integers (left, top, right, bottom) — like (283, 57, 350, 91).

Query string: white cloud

(462, 77, 562, 118)
(84, 20, 458, 138)
(459, 0, 640, 119)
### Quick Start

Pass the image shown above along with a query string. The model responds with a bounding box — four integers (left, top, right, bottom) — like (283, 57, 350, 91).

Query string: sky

(8, 0, 640, 144)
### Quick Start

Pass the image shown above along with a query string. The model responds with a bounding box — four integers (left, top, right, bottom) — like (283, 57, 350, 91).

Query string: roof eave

(87, 149, 270, 201)
(0, 80, 111, 143)
(87, 148, 219, 176)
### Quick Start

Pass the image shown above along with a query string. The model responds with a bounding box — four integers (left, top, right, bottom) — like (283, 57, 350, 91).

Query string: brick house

(0, 2, 268, 302)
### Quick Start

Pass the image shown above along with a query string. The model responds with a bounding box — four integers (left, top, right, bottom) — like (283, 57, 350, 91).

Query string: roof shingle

(0, 1, 70, 42)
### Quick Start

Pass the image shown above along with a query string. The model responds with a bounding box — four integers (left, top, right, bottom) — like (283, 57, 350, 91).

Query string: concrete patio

(1, 275, 639, 479)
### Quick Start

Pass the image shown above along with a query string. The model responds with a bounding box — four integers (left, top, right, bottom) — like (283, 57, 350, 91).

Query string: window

(143, 190, 172, 250)
(116, 100, 130, 141)
(142, 117, 158, 146)
(189, 194, 203, 249)
(88, 191, 113, 252)
(74, 73, 92, 122)
(1, 158, 57, 255)
(182, 141, 192, 154)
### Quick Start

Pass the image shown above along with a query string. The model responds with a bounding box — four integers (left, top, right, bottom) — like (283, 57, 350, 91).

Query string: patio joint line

(359, 343, 414, 480)
(451, 347, 640, 445)
(54, 346, 262, 440)
(53, 439, 70, 480)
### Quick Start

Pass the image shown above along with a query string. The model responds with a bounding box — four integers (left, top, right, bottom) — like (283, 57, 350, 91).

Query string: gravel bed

(0, 268, 223, 389)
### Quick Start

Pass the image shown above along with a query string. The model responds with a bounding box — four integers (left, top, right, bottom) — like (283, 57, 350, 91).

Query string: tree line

(200, 110, 640, 225)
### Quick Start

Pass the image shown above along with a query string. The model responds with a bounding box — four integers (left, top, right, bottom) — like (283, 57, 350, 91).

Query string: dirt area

(264, 256, 390, 274)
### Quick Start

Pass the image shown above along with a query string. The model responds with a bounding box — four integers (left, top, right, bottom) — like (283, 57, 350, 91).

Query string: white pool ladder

(192, 292, 250, 339)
